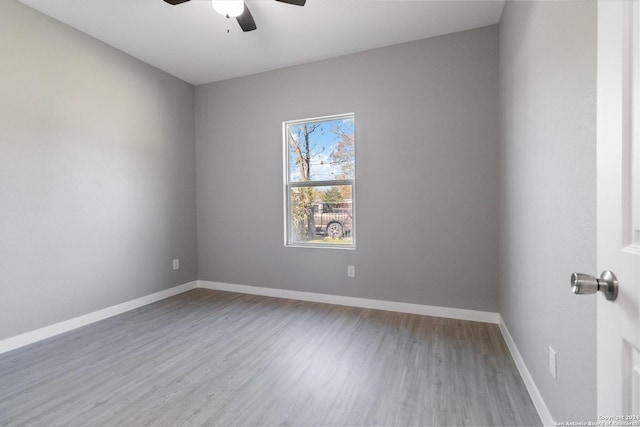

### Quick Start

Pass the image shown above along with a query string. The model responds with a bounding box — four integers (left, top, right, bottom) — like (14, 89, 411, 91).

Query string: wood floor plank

(0, 289, 541, 426)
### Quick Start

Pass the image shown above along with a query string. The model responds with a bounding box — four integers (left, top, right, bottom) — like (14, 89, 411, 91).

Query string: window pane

(289, 185, 353, 245)
(287, 117, 354, 183)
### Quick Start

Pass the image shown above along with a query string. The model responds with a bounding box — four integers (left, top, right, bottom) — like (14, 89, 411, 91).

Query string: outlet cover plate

(347, 265, 355, 278)
(549, 346, 557, 380)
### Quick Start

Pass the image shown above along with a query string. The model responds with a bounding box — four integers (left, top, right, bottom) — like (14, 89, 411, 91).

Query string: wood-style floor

(0, 289, 541, 426)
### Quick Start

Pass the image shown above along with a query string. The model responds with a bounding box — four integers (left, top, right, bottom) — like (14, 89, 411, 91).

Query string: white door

(597, 0, 640, 417)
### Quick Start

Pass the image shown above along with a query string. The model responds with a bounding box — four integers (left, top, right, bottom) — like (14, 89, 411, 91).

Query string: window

(284, 113, 355, 248)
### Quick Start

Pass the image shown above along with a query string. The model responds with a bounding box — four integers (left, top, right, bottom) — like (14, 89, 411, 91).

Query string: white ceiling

(20, 0, 505, 86)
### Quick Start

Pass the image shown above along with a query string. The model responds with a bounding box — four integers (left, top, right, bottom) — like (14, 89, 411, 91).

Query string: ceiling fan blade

(275, 0, 306, 6)
(164, 0, 191, 5)
(236, 3, 257, 32)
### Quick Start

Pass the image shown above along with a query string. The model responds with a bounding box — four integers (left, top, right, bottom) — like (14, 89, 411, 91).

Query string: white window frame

(283, 113, 356, 249)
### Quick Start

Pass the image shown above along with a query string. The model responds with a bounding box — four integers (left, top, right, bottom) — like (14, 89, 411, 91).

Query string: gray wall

(0, 0, 197, 340)
(196, 26, 500, 312)
(498, 1, 597, 421)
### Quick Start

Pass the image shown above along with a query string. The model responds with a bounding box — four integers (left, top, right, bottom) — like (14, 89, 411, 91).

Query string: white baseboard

(498, 315, 554, 426)
(197, 280, 500, 324)
(0, 281, 198, 355)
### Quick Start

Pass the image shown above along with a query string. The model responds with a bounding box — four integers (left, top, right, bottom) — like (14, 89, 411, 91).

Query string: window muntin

(284, 114, 355, 248)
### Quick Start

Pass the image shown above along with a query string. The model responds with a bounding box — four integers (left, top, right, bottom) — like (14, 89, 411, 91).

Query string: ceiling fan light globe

(211, 0, 244, 18)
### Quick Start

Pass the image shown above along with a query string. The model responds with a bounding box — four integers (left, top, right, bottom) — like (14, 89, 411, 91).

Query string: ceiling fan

(163, 0, 306, 32)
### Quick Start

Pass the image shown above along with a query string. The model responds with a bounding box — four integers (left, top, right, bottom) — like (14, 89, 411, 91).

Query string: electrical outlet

(347, 265, 355, 278)
(549, 346, 557, 380)
(173, 259, 180, 271)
